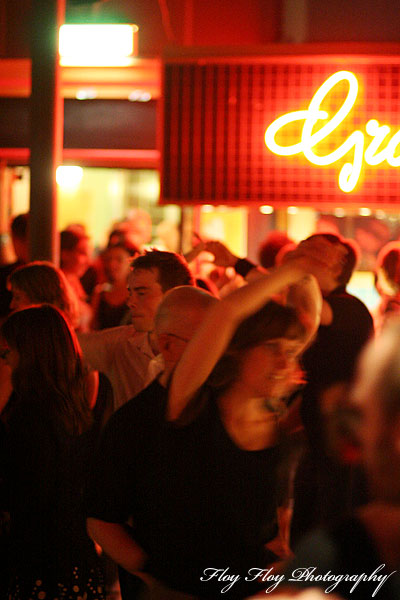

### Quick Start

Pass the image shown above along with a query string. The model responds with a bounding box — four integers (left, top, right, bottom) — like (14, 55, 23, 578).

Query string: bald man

(86, 287, 217, 599)
(144, 285, 218, 388)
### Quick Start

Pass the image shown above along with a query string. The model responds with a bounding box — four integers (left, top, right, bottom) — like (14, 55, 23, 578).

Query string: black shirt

(302, 287, 374, 390)
(1, 393, 102, 585)
(87, 379, 282, 598)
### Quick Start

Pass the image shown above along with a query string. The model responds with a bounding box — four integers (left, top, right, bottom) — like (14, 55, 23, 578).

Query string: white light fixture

(128, 90, 152, 102)
(259, 205, 274, 215)
(56, 166, 83, 189)
(59, 24, 138, 67)
(334, 208, 346, 217)
(75, 88, 97, 100)
(287, 206, 298, 215)
(359, 207, 372, 217)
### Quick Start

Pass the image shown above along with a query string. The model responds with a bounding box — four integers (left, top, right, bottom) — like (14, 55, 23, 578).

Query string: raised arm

(204, 240, 267, 281)
(167, 260, 322, 421)
(285, 272, 322, 348)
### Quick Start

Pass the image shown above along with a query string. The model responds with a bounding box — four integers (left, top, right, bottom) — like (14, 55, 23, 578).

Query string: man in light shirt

(78, 249, 194, 410)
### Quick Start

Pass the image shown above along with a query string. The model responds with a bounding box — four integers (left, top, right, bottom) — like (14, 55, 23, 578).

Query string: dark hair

(307, 233, 359, 287)
(131, 249, 194, 292)
(10, 213, 29, 240)
(106, 239, 139, 257)
(1, 304, 91, 435)
(60, 229, 88, 251)
(258, 231, 293, 269)
(8, 261, 78, 325)
(208, 301, 305, 391)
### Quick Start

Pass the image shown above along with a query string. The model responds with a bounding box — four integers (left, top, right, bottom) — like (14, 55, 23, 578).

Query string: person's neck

(218, 387, 279, 450)
(148, 330, 160, 355)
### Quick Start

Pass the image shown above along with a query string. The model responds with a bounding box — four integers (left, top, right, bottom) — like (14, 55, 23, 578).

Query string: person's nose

(127, 291, 138, 308)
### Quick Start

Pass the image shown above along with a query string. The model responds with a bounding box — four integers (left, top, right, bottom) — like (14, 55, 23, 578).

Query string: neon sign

(264, 70, 400, 193)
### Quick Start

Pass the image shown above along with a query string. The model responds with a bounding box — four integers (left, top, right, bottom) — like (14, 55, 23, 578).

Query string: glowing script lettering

(264, 70, 400, 192)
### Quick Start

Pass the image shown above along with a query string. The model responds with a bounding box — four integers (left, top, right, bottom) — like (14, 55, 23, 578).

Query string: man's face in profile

(127, 268, 164, 332)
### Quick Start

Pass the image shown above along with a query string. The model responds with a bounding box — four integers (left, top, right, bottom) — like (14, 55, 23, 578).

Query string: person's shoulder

(108, 379, 167, 429)
(102, 324, 137, 337)
(83, 324, 137, 343)
(327, 289, 373, 322)
(328, 288, 367, 307)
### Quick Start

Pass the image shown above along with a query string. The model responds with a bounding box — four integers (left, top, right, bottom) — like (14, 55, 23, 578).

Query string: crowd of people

(0, 212, 400, 600)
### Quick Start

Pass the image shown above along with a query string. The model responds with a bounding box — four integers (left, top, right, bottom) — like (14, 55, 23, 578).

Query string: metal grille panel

(161, 58, 400, 207)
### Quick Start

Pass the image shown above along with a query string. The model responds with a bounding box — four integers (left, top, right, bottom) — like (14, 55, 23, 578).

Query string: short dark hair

(60, 229, 88, 251)
(11, 213, 29, 240)
(131, 249, 194, 292)
(307, 233, 359, 287)
(106, 239, 139, 257)
(258, 231, 293, 269)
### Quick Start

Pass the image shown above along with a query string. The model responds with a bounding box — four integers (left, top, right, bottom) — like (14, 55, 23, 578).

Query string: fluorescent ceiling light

(59, 24, 138, 67)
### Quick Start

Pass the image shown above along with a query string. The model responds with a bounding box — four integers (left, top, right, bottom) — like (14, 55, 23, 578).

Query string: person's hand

(204, 240, 238, 268)
(183, 239, 208, 263)
(295, 237, 347, 269)
(281, 238, 346, 282)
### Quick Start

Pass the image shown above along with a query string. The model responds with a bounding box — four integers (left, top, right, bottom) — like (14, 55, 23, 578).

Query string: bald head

(155, 285, 217, 340)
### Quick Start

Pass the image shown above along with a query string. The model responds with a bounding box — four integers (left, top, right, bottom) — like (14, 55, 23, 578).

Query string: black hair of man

(131, 249, 195, 292)
(258, 231, 293, 269)
(60, 229, 88, 251)
(10, 213, 29, 240)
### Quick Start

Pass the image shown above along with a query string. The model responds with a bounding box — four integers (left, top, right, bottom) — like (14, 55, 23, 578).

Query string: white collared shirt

(78, 326, 157, 411)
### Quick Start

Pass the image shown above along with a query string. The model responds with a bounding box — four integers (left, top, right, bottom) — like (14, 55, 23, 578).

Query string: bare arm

(286, 273, 322, 348)
(85, 370, 99, 410)
(87, 518, 147, 574)
(167, 261, 321, 421)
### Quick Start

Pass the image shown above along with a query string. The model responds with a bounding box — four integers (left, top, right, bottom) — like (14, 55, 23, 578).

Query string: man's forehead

(128, 267, 160, 286)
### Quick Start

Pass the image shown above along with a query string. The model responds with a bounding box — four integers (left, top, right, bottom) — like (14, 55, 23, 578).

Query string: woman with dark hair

(0, 305, 105, 600)
(159, 259, 322, 597)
